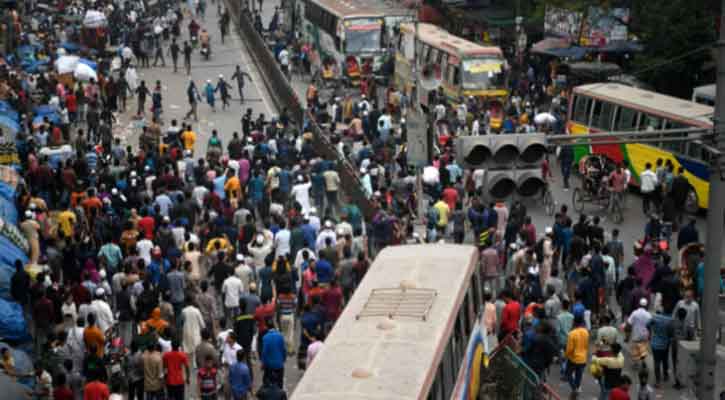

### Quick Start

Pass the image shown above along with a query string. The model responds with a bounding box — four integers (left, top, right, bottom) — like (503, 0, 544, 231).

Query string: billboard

(544, 6, 630, 47)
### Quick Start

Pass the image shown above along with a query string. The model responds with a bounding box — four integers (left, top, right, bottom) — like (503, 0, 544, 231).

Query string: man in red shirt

(441, 184, 458, 212)
(83, 376, 110, 400)
(163, 339, 190, 400)
(609, 375, 632, 400)
(137, 208, 155, 240)
(499, 290, 521, 342)
(254, 297, 276, 359)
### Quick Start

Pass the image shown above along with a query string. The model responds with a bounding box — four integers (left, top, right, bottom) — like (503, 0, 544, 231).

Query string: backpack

(534, 238, 545, 262)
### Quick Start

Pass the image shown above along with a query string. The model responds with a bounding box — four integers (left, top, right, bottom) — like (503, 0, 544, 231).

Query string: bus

(394, 22, 509, 112)
(299, 0, 407, 78)
(692, 84, 715, 106)
(290, 244, 491, 400)
(567, 83, 714, 211)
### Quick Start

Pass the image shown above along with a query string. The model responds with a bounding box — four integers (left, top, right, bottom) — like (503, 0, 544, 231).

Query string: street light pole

(699, 1, 725, 399)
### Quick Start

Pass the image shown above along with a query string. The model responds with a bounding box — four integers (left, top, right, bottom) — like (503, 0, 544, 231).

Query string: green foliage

(628, 0, 714, 97)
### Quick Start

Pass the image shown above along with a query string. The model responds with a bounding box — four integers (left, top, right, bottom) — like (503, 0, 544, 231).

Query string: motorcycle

(104, 324, 128, 391)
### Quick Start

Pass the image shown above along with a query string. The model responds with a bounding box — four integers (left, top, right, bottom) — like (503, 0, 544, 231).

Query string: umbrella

(78, 58, 97, 70)
(0, 115, 20, 135)
(83, 10, 107, 28)
(74, 63, 97, 81)
(54, 55, 79, 74)
(534, 112, 557, 125)
(532, 37, 570, 53)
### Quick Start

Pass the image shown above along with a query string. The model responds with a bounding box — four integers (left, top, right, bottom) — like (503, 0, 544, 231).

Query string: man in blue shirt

(315, 257, 333, 285)
(648, 308, 674, 385)
(147, 247, 170, 286)
(229, 349, 252, 400)
(261, 320, 286, 388)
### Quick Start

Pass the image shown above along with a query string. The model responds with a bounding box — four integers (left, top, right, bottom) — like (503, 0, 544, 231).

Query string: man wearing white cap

(234, 254, 253, 292)
(628, 298, 653, 364)
(316, 220, 337, 252)
(291, 175, 312, 215)
(91, 288, 115, 334)
(307, 207, 321, 233)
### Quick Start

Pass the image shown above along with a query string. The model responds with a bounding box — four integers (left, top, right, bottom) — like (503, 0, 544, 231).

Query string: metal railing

(225, 0, 376, 219)
(479, 332, 561, 400)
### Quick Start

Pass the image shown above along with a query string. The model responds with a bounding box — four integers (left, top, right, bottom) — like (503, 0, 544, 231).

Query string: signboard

(406, 114, 429, 167)
(544, 6, 630, 47)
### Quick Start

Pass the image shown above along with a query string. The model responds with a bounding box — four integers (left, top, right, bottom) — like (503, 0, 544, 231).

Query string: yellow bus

(290, 244, 491, 400)
(394, 22, 508, 110)
(567, 83, 714, 211)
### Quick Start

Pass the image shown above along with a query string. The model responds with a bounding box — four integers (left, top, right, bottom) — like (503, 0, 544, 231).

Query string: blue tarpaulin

(0, 101, 18, 121)
(0, 263, 13, 300)
(0, 236, 28, 267)
(0, 196, 17, 225)
(60, 42, 81, 52)
(32, 113, 60, 126)
(21, 59, 49, 74)
(33, 104, 57, 116)
(0, 298, 30, 342)
(0, 115, 21, 135)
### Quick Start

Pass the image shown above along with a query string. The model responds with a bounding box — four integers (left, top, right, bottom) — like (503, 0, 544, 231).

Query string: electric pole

(698, 0, 725, 398)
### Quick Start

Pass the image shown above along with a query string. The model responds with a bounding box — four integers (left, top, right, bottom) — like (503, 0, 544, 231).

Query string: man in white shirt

(234, 255, 253, 291)
(136, 237, 154, 267)
(377, 111, 392, 142)
(221, 274, 244, 327)
(274, 221, 292, 258)
(91, 288, 115, 334)
(192, 184, 209, 208)
(278, 46, 290, 78)
(639, 162, 658, 215)
(290, 176, 312, 214)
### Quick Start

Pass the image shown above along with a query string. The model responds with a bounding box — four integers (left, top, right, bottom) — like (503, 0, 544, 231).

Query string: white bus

(299, 0, 386, 76)
(692, 83, 715, 106)
(290, 244, 491, 400)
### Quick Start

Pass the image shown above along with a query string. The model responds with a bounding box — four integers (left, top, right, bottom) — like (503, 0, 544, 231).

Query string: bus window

(641, 114, 663, 131)
(593, 101, 615, 130)
(615, 106, 638, 131)
(573, 96, 591, 124)
(662, 121, 686, 153)
(470, 273, 481, 310)
(452, 66, 461, 86)
(440, 54, 449, 79)
(442, 341, 455, 398)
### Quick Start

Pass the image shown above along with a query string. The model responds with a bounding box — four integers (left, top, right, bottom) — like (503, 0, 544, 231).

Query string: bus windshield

(345, 19, 382, 53)
(462, 58, 505, 90)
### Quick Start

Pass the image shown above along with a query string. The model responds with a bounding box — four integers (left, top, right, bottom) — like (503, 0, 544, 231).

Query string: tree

(629, 0, 715, 97)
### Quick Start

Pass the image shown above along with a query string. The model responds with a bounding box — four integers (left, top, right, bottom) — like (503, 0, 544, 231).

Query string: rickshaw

(572, 154, 622, 223)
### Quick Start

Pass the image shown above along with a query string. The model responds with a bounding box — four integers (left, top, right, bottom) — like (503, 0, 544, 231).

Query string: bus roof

(575, 83, 714, 125)
(312, 0, 382, 18)
(290, 244, 479, 400)
(400, 22, 503, 58)
(692, 83, 715, 102)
